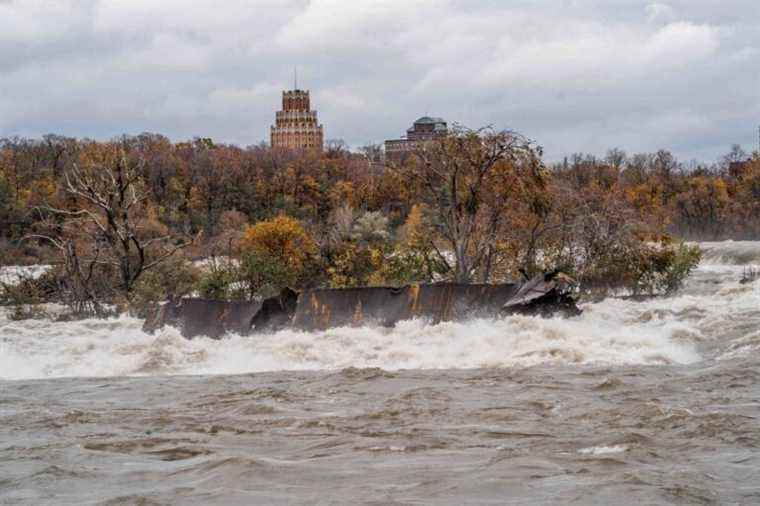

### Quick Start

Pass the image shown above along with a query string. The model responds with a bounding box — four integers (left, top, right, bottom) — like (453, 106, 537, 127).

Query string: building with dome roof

(384, 116, 448, 161)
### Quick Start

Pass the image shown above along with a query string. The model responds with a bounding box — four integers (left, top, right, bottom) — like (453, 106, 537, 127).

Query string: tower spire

(294, 67, 298, 90)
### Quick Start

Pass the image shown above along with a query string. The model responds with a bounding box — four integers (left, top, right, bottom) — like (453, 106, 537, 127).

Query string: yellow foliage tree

(240, 216, 317, 288)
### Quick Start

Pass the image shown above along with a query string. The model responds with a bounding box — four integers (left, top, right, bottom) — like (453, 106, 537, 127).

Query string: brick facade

(270, 89, 324, 151)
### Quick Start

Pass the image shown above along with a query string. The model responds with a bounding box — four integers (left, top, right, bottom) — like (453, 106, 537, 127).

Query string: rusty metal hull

(143, 278, 578, 339)
(143, 298, 263, 339)
(291, 283, 519, 331)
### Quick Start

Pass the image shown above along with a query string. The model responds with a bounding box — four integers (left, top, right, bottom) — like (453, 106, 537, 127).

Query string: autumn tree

(322, 207, 394, 287)
(672, 176, 729, 239)
(183, 138, 230, 236)
(238, 215, 318, 297)
(383, 204, 449, 283)
(396, 126, 545, 283)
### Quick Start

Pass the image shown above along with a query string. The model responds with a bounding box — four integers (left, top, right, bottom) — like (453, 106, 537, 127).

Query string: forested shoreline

(1, 128, 756, 317)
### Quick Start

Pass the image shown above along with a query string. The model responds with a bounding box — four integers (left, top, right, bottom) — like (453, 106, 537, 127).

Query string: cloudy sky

(1, 0, 758, 161)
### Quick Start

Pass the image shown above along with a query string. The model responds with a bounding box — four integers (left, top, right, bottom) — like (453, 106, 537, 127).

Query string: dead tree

(30, 148, 188, 311)
(23, 230, 108, 316)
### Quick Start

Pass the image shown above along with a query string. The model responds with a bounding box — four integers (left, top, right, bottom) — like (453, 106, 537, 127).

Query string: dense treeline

(551, 146, 760, 240)
(2, 129, 753, 315)
(0, 134, 393, 253)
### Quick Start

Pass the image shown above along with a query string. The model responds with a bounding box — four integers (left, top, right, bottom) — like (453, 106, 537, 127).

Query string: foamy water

(3, 242, 760, 505)
(699, 240, 760, 265)
(2, 241, 759, 380)
(0, 264, 50, 285)
(0, 309, 702, 380)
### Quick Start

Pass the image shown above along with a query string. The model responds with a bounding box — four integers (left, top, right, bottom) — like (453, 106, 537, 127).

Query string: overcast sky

(1, 0, 758, 162)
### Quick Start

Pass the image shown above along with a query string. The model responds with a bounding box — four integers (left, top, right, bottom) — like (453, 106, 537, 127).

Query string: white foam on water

(2, 241, 760, 381)
(698, 241, 760, 266)
(0, 300, 702, 380)
(0, 265, 51, 285)
(578, 445, 628, 455)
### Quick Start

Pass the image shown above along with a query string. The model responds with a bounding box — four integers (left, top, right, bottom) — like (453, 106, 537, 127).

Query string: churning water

(1, 242, 759, 504)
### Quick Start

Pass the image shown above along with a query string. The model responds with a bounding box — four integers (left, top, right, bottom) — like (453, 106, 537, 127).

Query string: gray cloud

(0, 0, 758, 162)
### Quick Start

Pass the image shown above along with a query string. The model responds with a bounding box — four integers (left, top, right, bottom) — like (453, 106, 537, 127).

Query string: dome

(414, 116, 445, 125)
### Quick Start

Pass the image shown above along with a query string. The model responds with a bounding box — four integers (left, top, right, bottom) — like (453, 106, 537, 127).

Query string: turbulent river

(1, 241, 759, 504)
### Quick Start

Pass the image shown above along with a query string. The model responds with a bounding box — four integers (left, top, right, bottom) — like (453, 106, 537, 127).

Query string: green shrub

(131, 256, 200, 313)
(648, 242, 702, 295)
(195, 262, 236, 300)
(576, 240, 701, 296)
(237, 251, 292, 299)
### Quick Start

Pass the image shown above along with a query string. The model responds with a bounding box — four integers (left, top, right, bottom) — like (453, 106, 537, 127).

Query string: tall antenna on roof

(294, 67, 298, 90)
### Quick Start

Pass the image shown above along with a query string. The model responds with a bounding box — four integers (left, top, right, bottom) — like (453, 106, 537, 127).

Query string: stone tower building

(270, 89, 324, 151)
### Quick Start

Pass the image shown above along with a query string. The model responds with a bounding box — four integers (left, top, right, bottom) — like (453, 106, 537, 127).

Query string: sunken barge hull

(143, 273, 581, 339)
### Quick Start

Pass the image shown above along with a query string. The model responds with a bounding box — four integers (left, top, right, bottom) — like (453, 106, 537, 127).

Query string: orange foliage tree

(238, 215, 318, 296)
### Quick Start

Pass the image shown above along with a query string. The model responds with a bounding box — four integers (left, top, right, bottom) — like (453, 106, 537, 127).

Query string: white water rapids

(1, 241, 759, 381)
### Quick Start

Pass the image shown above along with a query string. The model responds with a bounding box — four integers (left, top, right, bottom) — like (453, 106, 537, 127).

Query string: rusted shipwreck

(144, 271, 581, 339)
